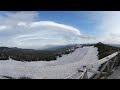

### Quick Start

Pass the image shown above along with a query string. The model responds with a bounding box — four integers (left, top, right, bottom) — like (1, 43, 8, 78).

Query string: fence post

(81, 66, 88, 79)
(107, 60, 111, 73)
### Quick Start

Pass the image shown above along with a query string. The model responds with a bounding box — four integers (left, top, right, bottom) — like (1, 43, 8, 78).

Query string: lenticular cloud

(0, 20, 82, 49)
(13, 21, 81, 49)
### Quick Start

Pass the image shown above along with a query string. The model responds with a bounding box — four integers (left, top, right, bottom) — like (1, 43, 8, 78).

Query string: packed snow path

(0, 46, 98, 79)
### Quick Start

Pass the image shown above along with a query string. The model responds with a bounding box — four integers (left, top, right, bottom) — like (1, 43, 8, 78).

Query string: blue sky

(36, 11, 97, 35)
(0, 11, 120, 49)
(36, 11, 105, 37)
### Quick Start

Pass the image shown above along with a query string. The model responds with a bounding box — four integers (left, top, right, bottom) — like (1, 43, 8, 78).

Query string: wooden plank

(79, 68, 88, 79)
(93, 61, 109, 79)
(110, 59, 115, 70)
(107, 60, 110, 73)
(100, 76, 106, 79)
(87, 69, 108, 75)
(87, 69, 101, 74)
(110, 56, 118, 71)
(66, 71, 81, 79)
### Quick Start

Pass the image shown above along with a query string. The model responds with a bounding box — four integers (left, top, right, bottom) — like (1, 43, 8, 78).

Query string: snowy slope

(0, 46, 99, 79)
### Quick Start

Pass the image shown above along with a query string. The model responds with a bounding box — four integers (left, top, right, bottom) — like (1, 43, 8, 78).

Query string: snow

(0, 46, 99, 79)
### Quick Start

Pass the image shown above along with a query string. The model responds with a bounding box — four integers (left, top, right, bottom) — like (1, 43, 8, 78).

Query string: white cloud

(0, 11, 97, 49)
(78, 11, 120, 44)
(17, 22, 27, 27)
(0, 11, 38, 25)
(95, 11, 120, 44)
(13, 21, 82, 49)
(30, 21, 81, 35)
(0, 26, 7, 30)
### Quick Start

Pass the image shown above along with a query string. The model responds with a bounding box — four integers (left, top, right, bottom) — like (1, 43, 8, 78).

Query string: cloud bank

(3, 11, 120, 49)
(0, 11, 96, 49)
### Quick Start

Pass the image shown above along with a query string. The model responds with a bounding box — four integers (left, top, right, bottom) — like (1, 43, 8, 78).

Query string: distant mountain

(0, 44, 82, 61)
(0, 46, 37, 53)
(38, 45, 67, 51)
(108, 44, 120, 48)
(39, 44, 82, 51)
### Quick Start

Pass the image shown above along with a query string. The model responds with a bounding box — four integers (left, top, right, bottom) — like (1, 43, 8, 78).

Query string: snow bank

(0, 46, 99, 79)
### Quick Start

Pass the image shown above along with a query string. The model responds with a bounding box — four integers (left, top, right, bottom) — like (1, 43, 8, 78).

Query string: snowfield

(0, 46, 99, 79)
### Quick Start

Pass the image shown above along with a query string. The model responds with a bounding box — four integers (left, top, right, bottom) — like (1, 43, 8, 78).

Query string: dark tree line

(94, 42, 120, 59)
(0, 45, 79, 62)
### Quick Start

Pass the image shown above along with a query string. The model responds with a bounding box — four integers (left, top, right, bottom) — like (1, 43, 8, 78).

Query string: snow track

(0, 46, 98, 79)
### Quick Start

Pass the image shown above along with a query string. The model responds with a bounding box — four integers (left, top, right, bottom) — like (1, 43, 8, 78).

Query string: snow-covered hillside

(0, 46, 99, 79)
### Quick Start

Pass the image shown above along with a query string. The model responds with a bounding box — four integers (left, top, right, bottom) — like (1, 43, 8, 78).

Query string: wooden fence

(66, 51, 120, 79)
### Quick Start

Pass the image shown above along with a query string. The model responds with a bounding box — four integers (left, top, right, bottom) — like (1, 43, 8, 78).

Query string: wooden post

(107, 60, 110, 73)
(116, 54, 120, 66)
(79, 66, 88, 79)
(111, 58, 115, 69)
(82, 70, 88, 79)
(114, 55, 119, 69)
(110, 56, 117, 72)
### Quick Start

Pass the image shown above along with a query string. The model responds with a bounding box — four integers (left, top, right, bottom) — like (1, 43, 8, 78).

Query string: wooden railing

(66, 51, 120, 79)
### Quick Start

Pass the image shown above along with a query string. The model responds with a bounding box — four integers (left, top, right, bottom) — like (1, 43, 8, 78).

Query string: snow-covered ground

(0, 46, 99, 79)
